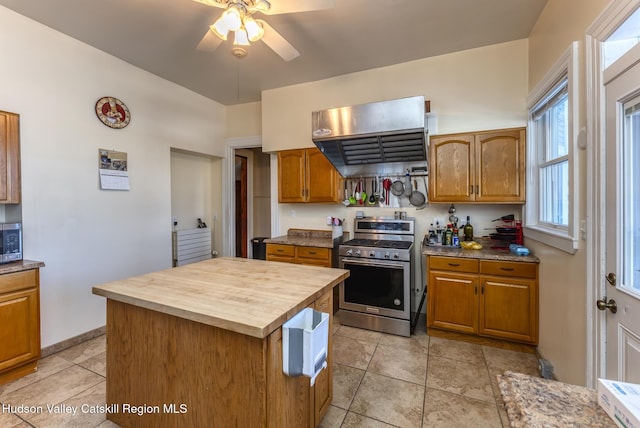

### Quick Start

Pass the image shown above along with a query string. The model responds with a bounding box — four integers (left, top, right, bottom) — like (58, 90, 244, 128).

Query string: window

(525, 42, 580, 254)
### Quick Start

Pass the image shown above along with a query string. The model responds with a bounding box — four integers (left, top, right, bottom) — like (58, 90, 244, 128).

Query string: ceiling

(0, 0, 549, 106)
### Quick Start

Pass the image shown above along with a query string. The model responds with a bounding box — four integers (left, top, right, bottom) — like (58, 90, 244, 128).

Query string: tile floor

(0, 319, 540, 428)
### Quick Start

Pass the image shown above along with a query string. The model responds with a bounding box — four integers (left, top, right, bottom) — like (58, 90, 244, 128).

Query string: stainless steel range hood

(312, 96, 428, 177)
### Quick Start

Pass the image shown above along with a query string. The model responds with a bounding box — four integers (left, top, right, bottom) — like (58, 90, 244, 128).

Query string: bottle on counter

(436, 221, 443, 245)
(428, 224, 436, 245)
(463, 216, 474, 241)
(444, 225, 453, 246)
(452, 226, 460, 247)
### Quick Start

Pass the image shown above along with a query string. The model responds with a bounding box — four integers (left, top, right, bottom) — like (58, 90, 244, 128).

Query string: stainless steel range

(338, 216, 415, 337)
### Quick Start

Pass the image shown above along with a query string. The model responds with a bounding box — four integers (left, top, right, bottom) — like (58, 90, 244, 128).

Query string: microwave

(1, 222, 22, 264)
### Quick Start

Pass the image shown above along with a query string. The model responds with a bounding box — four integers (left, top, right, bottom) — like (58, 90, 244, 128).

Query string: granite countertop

(422, 238, 540, 263)
(265, 228, 345, 248)
(498, 371, 616, 428)
(92, 257, 349, 339)
(0, 259, 45, 275)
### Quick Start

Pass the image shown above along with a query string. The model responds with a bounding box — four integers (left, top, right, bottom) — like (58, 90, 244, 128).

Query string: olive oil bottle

(463, 216, 474, 241)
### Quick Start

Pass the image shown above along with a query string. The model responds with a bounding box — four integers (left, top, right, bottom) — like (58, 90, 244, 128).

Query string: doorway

(588, 0, 640, 386)
(602, 44, 640, 382)
(235, 154, 248, 258)
(227, 144, 272, 259)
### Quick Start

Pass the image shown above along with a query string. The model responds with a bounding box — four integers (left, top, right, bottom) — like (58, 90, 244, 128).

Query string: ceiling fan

(193, 0, 335, 61)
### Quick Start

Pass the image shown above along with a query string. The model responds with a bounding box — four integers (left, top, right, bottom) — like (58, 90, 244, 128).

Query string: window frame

(524, 42, 581, 254)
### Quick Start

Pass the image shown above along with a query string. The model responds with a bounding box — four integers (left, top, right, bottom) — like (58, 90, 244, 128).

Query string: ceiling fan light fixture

(234, 27, 250, 46)
(210, 19, 229, 40)
(251, 0, 271, 14)
(244, 17, 264, 42)
(221, 7, 242, 32)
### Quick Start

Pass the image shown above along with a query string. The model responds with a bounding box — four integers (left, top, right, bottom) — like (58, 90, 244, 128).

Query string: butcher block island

(92, 257, 349, 428)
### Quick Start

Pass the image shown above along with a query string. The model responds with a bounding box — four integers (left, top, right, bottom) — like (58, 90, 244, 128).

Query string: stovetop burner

(342, 239, 413, 250)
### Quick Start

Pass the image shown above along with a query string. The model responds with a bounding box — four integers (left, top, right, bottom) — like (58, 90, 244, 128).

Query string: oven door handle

(341, 258, 406, 269)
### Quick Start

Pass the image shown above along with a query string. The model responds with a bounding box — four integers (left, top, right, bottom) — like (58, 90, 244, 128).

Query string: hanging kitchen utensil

(368, 179, 376, 205)
(391, 179, 404, 196)
(409, 179, 425, 207)
(348, 179, 357, 205)
(404, 171, 412, 196)
(342, 181, 350, 206)
(374, 176, 381, 204)
(360, 178, 367, 205)
(383, 178, 392, 204)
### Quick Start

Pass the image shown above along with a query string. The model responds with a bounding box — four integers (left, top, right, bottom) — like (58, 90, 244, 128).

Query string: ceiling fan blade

(196, 30, 224, 52)
(263, 0, 335, 15)
(191, 0, 227, 9)
(259, 20, 300, 61)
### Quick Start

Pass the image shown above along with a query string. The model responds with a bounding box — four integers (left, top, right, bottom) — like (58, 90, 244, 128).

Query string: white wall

(0, 7, 227, 347)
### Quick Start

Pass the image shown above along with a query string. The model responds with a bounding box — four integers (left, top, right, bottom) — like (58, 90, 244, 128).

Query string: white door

(603, 45, 640, 382)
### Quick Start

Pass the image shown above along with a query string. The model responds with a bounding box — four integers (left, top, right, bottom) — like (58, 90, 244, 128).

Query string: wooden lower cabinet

(427, 256, 538, 345)
(266, 243, 296, 263)
(0, 269, 41, 385)
(266, 244, 332, 268)
(106, 289, 333, 427)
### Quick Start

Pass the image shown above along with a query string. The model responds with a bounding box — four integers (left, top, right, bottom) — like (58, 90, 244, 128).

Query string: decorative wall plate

(95, 97, 131, 129)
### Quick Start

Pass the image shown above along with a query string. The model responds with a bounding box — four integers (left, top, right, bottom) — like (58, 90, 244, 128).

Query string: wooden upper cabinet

(429, 134, 475, 202)
(476, 129, 525, 202)
(0, 111, 21, 204)
(428, 127, 525, 203)
(278, 148, 342, 203)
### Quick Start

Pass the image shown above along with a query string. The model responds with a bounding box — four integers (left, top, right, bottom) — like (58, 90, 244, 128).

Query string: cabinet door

(478, 275, 537, 344)
(266, 326, 312, 427)
(0, 112, 21, 204)
(0, 287, 39, 372)
(312, 290, 333, 425)
(428, 134, 475, 202)
(305, 148, 341, 203)
(427, 270, 477, 334)
(475, 129, 525, 203)
(278, 149, 306, 203)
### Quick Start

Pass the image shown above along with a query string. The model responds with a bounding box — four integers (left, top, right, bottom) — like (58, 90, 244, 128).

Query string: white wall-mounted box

(282, 308, 329, 386)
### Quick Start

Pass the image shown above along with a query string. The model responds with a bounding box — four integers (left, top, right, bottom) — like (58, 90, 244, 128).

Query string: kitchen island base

(106, 298, 325, 427)
(93, 258, 347, 428)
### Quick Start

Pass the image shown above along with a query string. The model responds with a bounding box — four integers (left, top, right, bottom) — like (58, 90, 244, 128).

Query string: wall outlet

(290, 210, 296, 217)
(326, 216, 332, 226)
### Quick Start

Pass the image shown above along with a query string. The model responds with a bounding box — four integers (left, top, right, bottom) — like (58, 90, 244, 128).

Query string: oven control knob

(384, 252, 390, 259)
(393, 253, 399, 259)
(346, 249, 353, 256)
(355, 250, 362, 257)
(369, 251, 375, 257)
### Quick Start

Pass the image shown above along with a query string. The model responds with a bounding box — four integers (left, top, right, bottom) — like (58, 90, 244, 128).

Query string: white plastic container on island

(597, 378, 640, 428)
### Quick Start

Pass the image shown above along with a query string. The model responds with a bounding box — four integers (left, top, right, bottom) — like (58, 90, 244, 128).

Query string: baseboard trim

(41, 326, 106, 358)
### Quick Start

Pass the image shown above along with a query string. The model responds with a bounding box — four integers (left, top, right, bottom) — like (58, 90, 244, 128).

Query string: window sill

(523, 225, 579, 254)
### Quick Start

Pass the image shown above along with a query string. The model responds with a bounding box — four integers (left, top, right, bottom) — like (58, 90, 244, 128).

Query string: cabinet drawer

(480, 260, 537, 279)
(429, 256, 478, 273)
(296, 247, 330, 260)
(266, 244, 295, 257)
(0, 269, 38, 294)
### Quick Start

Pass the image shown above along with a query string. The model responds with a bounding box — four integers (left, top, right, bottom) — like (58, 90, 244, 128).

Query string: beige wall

(527, 0, 610, 385)
(226, 101, 262, 138)
(262, 40, 529, 153)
